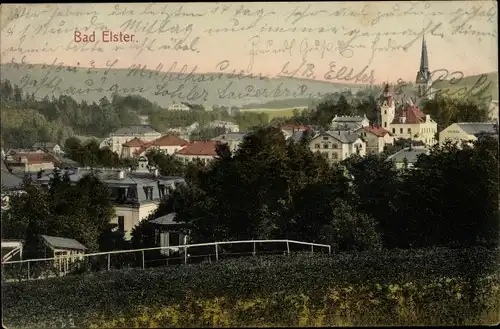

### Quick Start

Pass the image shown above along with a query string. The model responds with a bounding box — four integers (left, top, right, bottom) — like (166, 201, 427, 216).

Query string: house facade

(36, 161, 185, 240)
(32, 142, 63, 154)
(168, 103, 191, 111)
(212, 132, 247, 152)
(99, 125, 162, 156)
(330, 115, 369, 131)
(136, 134, 189, 157)
(379, 85, 438, 146)
(356, 125, 394, 154)
(4, 151, 56, 173)
(309, 130, 366, 162)
(207, 120, 240, 132)
(174, 141, 219, 164)
(439, 122, 497, 147)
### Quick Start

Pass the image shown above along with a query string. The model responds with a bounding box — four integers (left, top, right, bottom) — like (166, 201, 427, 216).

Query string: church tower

(415, 35, 433, 101)
(379, 83, 395, 129)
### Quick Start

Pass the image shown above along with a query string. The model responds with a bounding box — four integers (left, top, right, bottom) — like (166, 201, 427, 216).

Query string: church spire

(419, 35, 429, 72)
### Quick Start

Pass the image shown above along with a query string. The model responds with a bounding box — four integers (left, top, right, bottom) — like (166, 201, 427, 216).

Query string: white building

(168, 103, 191, 111)
(330, 115, 369, 131)
(206, 120, 240, 132)
(309, 130, 366, 162)
(99, 125, 162, 156)
(439, 122, 497, 147)
(174, 141, 218, 164)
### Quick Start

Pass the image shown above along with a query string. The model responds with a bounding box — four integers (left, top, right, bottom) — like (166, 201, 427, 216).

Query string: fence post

(215, 242, 219, 262)
(311, 245, 314, 254)
(253, 241, 256, 256)
(107, 254, 110, 271)
(27, 260, 30, 280)
(184, 246, 188, 264)
(328, 246, 331, 254)
(286, 241, 290, 256)
(142, 250, 145, 269)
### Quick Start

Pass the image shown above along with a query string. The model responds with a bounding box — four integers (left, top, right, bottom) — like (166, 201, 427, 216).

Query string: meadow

(2, 247, 499, 328)
(240, 107, 308, 122)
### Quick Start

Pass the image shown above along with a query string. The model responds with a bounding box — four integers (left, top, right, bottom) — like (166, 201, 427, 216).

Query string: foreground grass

(2, 247, 499, 328)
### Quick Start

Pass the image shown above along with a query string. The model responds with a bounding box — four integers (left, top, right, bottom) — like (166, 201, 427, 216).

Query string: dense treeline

(0, 80, 270, 149)
(133, 126, 499, 251)
(2, 170, 121, 254)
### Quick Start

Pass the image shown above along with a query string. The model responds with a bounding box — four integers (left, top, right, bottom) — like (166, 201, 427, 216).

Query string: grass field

(2, 247, 499, 328)
(241, 107, 308, 122)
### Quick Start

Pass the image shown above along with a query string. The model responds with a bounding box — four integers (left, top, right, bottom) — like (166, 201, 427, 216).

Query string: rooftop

(387, 146, 430, 163)
(391, 103, 427, 124)
(149, 212, 185, 226)
(122, 137, 145, 147)
(314, 130, 361, 144)
(175, 141, 218, 156)
(150, 134, 188, 147)
(41, 235, 87, 251)
(5, 152, 56, 165)
(361, 125, 392, 137)
(455, 122, 497, 135)
(332, 115, 367, 123)
(212, 132, 248, 142)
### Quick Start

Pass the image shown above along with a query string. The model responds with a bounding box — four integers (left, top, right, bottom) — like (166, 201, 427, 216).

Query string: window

(314, 144, 320, 149)
(118, 216, 125, 233)
(384, 122, 387, 127)
(332, 153, 338, 159)
(400, 128, 403, 133)
(323, 144, 329, 149)
(143, 186, 154, 200)
(332, 144, 338, 149)
(392, 128, 395, 133)
(323, 136, 329, 140)
(384, 110, 387, 114)
(408, 128, 411, 134)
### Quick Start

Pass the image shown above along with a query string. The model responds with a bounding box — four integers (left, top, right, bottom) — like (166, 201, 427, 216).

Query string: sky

(0, 2, 497, 84)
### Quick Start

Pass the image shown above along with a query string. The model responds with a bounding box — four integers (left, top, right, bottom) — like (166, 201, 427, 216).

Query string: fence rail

(1, 239, 331, 282)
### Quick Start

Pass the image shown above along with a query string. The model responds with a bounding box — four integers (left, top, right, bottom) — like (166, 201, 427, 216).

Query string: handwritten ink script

(0, 2, 497, 104)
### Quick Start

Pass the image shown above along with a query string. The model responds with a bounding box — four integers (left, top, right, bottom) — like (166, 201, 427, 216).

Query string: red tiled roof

(363, 125, 392, 137)
(6, 152, 55, 164)
(175, 141, 218, 156)
(391, 104, 425, 124)
(133, 142, 153, 156)
(150, 134, 188, 147)
(122, 137, 145, 147)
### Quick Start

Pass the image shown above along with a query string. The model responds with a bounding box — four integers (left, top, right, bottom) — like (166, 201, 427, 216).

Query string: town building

(4, 151, 56, 173)
(280, 124, 312, 139)
(309, 130, 366, 162)
(206, 120, 240, 132)
(121, 134, 189, 158)
(36, 159, 185, 240)
(439, 122, 497, 147)
(355, 125, 394, 154)
(148, 213, 189, 257)
(174, 141, 219, 164)
(330, 115, 369, 131)
(211, 132, 248, 152)
(99, 125, 162, 156)
(1, 159, 24, 211)
(387, 146, 430, 169)
(379, 85, 438, 146)
(168, 102, 191, 111)
(32, 142, 63, 154)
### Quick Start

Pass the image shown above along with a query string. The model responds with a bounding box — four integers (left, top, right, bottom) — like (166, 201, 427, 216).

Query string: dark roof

(313, 131, 361, 144)
(332, 115, 366, 123)
(387, 147, 430, 163)
(150, 213, 184, 226)
(1, 170, 23, 190)
(41, 235, 87, 251)
(456, 123, 497, 135)
(212, 132, 247, 142)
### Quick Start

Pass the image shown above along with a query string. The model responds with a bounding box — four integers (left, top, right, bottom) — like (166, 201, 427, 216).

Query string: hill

(0, 62, 366, 109)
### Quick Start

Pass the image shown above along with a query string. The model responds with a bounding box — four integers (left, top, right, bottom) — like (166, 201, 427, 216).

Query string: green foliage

(2, 169, 116, 253)
(2, 248, 499, 328)
(421, 95, 491, 131)
(190, 126, 228, 141)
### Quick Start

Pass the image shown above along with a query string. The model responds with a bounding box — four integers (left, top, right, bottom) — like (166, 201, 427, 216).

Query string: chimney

(118, 170, 125, 179)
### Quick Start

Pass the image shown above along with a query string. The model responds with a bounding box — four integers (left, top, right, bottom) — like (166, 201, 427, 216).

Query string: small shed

(41, 235, 87, 274)
(149, 213, 189, 256)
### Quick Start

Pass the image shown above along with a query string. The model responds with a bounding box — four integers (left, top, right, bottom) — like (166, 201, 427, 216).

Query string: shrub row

(2, 247, 499, 328)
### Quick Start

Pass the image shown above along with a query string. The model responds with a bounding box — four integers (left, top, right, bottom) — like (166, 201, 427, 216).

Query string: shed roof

(149, 212, 184, 226)
(41, 235, 87, 251)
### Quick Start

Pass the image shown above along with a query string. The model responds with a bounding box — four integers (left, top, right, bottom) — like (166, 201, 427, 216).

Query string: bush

(2, 247, 499, 328)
